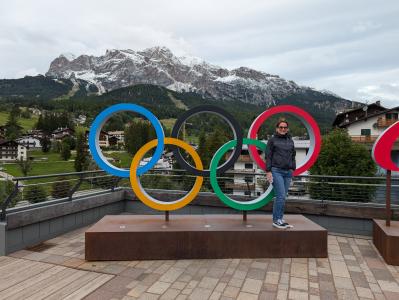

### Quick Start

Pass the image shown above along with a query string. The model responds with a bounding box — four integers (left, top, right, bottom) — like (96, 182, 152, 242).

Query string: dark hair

(276, 118, 289, 128)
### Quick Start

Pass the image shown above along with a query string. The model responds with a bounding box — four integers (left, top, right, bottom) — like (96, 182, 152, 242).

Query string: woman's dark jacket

(265, 133, 296, 172)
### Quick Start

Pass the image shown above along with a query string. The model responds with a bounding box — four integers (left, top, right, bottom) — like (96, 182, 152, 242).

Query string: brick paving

(3, 225, 399, 299)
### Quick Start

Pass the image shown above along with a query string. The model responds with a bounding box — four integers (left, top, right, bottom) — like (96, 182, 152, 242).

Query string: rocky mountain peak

(46, 46, 346, 106)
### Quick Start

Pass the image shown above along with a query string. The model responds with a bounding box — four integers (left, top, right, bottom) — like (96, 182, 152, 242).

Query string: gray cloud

(0, 0, 398, 107)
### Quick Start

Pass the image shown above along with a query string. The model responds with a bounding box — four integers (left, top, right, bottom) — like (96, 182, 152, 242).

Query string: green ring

(210, 138, 275, 211)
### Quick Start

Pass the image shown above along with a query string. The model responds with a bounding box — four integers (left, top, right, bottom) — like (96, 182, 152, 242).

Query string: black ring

(171, 105, 243, 176)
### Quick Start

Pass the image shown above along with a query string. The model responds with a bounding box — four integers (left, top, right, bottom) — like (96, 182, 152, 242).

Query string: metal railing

(0, 170, 122, 221)
(1, 169, 398, 221)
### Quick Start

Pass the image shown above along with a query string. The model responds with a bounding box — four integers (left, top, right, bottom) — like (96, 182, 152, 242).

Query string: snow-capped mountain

(46, 46, 335, 105)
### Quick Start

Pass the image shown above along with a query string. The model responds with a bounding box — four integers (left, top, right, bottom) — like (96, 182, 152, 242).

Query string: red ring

(248, 105, 321, 176)
(372, 121, 399, 171)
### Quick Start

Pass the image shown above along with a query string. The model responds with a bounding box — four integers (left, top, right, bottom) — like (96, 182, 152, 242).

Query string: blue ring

(88, 103, 165, 178)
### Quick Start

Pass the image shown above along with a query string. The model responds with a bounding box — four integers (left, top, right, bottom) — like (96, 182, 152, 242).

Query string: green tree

(125, 120, 155, 155)
(52, 140, 62, 153)
(310, 129, 376, 176)
(60, 141, 71, 161)
(40, 136, 51, 153)
(24, 185, 47, 203)
(197, 130, 207, 162)
(36, 114, 44, 130)
(21, 109, 31, 119)
(17, 158, 32, 176)
(124, 121, 138, 155)
(10, 105, 21, 117)
(35, 111, 75, 134)
(62, 136, 76, 150)
(74, 131, 89, 172)
(205, 128, 226, 168)
(5, 108, 22, 140)
(0, 180, 21, 208)
(309, 129, 377, 202)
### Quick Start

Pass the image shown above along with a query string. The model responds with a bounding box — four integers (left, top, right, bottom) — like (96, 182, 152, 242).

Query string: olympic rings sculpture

(372, 121, 399, 171)
(89, 104, 322, 211)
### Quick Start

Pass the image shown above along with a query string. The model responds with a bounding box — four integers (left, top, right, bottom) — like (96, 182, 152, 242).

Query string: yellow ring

(130, 137, 204, 211)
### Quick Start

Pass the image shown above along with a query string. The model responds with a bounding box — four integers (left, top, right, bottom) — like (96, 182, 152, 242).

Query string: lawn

(28, 150, 76, 163)
(3, 161, 75, 178)
(160, 118, 199, 144)
(160, 118, 176, 131)
(1, 149, 76, 178)
(0, 111, 39, 132)
(104, 151, 132, 168)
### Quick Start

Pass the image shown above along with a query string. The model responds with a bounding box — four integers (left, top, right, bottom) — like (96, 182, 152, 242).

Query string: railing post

(111, 177, 122, 192)
(243, 211, 247, 222)
(246, 182, 251, 197)
(0, 180, 19, 221)
(386, 170, 392, 226)
(165, 211, 169, 222)
(69, 174, 84, 200)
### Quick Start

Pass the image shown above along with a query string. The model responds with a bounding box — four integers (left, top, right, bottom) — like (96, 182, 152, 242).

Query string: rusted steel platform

(85, 214, 328, 261)
(373, 219, 399, 265)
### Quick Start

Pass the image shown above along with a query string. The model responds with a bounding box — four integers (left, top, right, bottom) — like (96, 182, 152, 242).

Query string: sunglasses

(278, 126, 288, 129)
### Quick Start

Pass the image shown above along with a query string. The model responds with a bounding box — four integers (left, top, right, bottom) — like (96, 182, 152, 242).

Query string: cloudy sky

(1, 0, 398, 107)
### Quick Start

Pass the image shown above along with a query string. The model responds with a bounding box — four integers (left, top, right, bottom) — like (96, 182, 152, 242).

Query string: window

(244, 163, 253, 169)
(361, 129, 371, 136)
(386, 113, 398, 120)
(244, 176, 253, 183)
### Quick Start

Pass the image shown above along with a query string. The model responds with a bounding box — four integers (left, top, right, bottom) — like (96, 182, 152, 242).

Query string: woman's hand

(266, 172, 273, 184)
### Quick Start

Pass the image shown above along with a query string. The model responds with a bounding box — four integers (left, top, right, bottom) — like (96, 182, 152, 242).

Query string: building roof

(108, 131, 124, 135)
(16, 136, 41, 141)
(332, 102, 387, 127)
(333, 104, 399, 128)
(0, 139, 20, 146)
(53, 127, 75, 134)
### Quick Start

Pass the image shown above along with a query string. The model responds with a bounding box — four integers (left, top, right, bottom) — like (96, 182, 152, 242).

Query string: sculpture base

(373, 219, 399, 265)
(85, 214, 327, 261)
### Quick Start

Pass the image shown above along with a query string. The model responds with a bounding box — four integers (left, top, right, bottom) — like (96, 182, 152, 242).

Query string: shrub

(51, 179, 71, 199)
(24, 185, 47, 204)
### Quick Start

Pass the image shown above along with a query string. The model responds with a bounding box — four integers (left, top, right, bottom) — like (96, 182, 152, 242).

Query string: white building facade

(15, 136, 42, 150)
(333, 102, 399, 176)
(0, 140, 27, 162)
(108, 131, 125, 145)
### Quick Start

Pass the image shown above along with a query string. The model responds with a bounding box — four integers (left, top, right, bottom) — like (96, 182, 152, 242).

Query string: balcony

(225, 182, 256, 190)
(350, 135, 379, 143)
(351, 135, 399, 148)
(237, 155, 253, 162)
(377, 117, 398, 128)
(229, 168, 257, 174)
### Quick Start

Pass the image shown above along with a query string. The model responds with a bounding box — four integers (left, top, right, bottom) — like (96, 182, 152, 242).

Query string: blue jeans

(271, 167, 293, 222)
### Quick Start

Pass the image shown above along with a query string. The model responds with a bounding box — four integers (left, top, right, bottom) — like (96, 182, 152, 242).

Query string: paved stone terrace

(2, 226, 399, 300)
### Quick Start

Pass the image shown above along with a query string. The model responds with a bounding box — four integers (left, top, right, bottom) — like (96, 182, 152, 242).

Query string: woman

(265, 119, 296, 229)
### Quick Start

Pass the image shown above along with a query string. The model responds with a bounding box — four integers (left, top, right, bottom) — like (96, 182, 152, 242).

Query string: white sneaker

(272, 220, 288, 229)
(281, 219, 293, 228)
